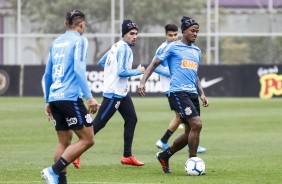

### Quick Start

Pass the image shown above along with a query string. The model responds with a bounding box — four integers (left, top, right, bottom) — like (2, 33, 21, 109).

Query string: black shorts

(168, 92, 200, 122)
(49, 98, 93, 131)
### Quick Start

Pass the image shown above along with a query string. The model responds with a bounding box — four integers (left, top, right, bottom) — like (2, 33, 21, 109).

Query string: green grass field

(0, 97, 281, 184)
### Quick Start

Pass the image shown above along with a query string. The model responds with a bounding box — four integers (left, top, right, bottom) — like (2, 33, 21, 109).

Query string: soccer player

(41, 9, 99, 184)
(154, 24, 206, 154)
(139, 16, 209, 174)
(92, 19, 145, 166)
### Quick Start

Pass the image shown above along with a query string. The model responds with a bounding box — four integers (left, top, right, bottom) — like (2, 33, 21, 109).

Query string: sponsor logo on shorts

(85, 114, 93, 124)
(115, 101, 121, 109)
(66, 117, 78, 126)
(184, 107, 192, 115)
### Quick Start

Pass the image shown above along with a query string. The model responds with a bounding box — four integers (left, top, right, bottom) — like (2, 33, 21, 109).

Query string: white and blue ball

(185, 157, 205, 176)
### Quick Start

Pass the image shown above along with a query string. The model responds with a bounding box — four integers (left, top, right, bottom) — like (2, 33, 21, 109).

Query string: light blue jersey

(99, 39, 142, 98)
(44, 31, 92, 103)
(156, 40, 202, 94)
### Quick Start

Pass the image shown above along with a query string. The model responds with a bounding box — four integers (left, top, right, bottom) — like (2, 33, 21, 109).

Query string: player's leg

(155, 92, 200, 173)
(156, 112, 181, 150)
(41, 101, 72, 184)
(62, 125, 94, 162)
(41, 99, 94, 184)
(156, 123, 188, 174)
(92, 97, 118, 134)
(183, 93, 202, 157)
(56, 130, 72, 184)
(186, 116, 202, 157)
(188, 93, 206, 154)
(118, 95, 144, 166)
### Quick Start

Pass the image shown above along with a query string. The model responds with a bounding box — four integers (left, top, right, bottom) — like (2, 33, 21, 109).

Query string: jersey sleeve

(156, 42, 174, 62)
(73, 37, 92, 99)
(98, 51, 109, 68)
(117, 45, 142, 77)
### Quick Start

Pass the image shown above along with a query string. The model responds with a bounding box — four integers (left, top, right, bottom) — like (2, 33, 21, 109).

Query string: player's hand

(45, 103, 53, 121)
(138, 83, 146, 97)
(200, 95, 209, 107)
(137, 64, 145, 74)
(87, 98, 100, 114)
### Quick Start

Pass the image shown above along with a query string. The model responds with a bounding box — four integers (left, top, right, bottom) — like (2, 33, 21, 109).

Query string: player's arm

(138, 43, 173, 97)
(44, 47, 53, 103)
(197, 77, 209, 107)
(74, 38, 99, 113)
(117, 45, 144, 77)
(98, 51, 109, 68)
(154, 64, 170, 77)
(138, 57, 162, 97)
(44, 47, 53, 121)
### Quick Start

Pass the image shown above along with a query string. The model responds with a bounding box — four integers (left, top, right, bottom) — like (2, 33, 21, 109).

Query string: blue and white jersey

(156, 40, 202, 94)
(44, 31, 92, 103)
(99, 39, 142, 98)
(153, 40, 171, 94)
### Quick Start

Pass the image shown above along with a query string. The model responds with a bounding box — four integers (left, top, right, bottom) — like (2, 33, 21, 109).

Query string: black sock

(161, 129, 173, 143)
(160, 148, 174, 159)
(52, 157, 69, 175)
(59, 172, 67, 184)
(189, 155, 197, 158)
(123, 151, 132, 157)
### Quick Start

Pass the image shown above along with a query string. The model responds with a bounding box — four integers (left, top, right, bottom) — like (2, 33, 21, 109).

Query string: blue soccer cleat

(187, 145, 207, 153)
(156, 140, 169, 151)
(197, 146, 206, 153)
(41, 167, 59, 184)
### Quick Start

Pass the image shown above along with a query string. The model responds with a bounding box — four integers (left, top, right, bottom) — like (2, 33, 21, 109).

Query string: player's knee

(189, 117, 202, 131)
(85, 138, 95, 148)
(126, 116, 137, 125)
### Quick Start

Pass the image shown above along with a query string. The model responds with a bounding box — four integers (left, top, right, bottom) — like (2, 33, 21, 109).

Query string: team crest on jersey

(85, 114, 93, 124)
(192, 49, 199, 58)
(184, 107, 192, 115)
(115, 101, 121, 109)
(66, 117, 78, 126)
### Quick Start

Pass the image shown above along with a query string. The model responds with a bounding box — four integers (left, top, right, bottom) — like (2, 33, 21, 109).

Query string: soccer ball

(185, 157, 205, 176)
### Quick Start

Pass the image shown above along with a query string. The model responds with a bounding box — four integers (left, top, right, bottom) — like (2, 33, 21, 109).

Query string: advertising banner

(23, 65, 45, 96)
(22, 65, 282, 98)
(0, 66, 20, 96)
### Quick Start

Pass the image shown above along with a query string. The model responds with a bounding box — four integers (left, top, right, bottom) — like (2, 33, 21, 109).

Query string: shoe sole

(121, 158, 144, 166)
(156, 145, 165, 151)
(73, 163, 81, 169)
(41, 171, 49, 183)
(121, 161, 144, 166)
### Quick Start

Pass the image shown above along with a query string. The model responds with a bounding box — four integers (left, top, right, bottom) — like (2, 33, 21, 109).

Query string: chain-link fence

(0, 0, 282, 66)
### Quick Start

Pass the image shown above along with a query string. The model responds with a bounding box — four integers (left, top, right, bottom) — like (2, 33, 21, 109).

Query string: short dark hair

(65, 9, 85, 26)
(165, 24, 178, 34)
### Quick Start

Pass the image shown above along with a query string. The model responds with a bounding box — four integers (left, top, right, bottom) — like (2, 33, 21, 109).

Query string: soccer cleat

(41, 167, 59, 184)
(121, 155, 144, 166)
(197, 146, 206, 153)
(156, 139, 169, 151)
(187, 145, 207, 153)
(73, 157, 81, 169)
(156, 151, 171, 174)
(178, 124, 184, 129)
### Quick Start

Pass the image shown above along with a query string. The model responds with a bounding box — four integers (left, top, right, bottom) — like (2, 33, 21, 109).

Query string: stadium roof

(211, 0, 282, 8)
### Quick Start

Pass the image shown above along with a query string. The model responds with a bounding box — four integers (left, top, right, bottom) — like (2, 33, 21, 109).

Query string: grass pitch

(0, 97, 281, 184)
